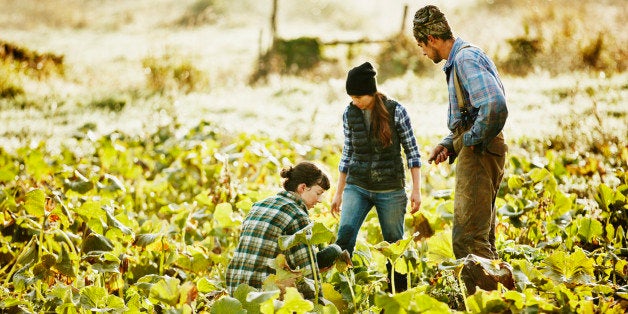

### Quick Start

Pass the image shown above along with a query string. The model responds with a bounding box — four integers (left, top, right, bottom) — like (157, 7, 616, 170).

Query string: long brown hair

(371, 92, 392, 147)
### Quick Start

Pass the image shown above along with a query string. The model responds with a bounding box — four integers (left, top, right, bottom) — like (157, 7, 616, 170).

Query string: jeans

(336, 184, 407, 255)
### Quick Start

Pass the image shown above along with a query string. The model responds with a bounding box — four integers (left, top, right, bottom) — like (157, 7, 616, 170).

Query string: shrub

(90, 96, 126, 112)
(0, 66, 24, 99)
(142, 53, 207, 94)
(250, 37, 323, 83)
(0, 40, 64, 78)
(177, 0, 225, 27)
(376, 34, 435, 81)
(498, 36, 542, 76)
(496, 1, 625, 76)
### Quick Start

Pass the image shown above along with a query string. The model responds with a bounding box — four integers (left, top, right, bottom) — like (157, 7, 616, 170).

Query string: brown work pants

(452, 131, 507, 260)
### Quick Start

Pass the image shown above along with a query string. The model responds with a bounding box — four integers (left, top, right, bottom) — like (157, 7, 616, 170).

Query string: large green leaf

(149, 276, 181, 306)
(245, 289, 281, 311)
(75, 200, 107, 222)
(309, 222, 335, 245)
(576, 217, 603, 243)
(55, 243, 76, 277)
(24, 188, 45, 217)
(22, 148, 49, 181)
(231, 284, 263, 314)
(84, 251, 120, 273)
(374, 291, 411, 313)
(550, 190, 574, 218)
(374, 232, 417, 261)
(542, 248, 595, 285)
(64, 176, 94, 194)
(277, 222, 335, 251)
(214, 202, 241, 228)
(197, 277, 220, 294)
(0, 167, 18, 182)
(507, 175, 524, 190)
(79, 286, 107, 309)
(375, 288, 450, 313)
(210, 296, 247, 314)
(426, 230, 455, 264)
(16, 235, 39, 266)
(263, 254, 303, 292)
(81, 232, 114, 253)
(104, 205, 133, 235)
(276, 287, 313, 314)
(278, 224, 312, 250)
(176, 248, 211, 272)
(12, 263, 37, 292)
(134, 233, 161, 247)
(529, 168, 557, 193)
(594, 184, 613, 211)
(195, 191, 213, 207)
(79, 286, 125, 311)
(466, 289, 510, 314)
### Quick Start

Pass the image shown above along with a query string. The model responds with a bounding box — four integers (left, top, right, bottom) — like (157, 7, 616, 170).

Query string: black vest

(345, 98, 405, 190)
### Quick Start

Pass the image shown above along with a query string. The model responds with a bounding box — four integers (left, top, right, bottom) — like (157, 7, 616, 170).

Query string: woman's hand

(331, 172, 347, 218)
(331, 193, 342, 218)
(409, 167, 422, 214)
(410, 189, 422, 214)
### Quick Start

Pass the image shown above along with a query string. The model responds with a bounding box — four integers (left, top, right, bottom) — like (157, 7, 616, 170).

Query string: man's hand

(428, 145, 450, 165)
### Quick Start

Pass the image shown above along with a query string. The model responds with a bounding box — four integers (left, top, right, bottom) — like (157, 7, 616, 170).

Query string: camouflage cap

(412, 5, 453, 43)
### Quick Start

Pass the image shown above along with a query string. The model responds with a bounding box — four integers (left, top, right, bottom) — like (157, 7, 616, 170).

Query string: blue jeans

(336, 184, 408, 254)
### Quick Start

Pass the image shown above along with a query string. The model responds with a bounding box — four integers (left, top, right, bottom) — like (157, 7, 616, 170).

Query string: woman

(331, 62, 422, 292)
(226, 161, 339, 299)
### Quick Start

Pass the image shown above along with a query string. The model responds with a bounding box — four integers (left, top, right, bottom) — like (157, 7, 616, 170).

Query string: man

(412, 5, 508, 260)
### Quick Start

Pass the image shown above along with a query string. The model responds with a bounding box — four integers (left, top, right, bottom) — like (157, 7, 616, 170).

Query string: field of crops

(1, 0, 627, 313)
(1, 113, 626, 312)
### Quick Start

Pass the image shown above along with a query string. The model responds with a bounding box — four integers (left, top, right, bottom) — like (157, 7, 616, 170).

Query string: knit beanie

(346, 62, 377, 96)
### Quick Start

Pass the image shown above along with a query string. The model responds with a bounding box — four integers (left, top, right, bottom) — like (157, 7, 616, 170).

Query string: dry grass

(0, 0, 625, 155)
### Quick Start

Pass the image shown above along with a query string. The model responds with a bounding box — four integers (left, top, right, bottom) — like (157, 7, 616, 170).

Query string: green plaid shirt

(225, 190, 316, 294)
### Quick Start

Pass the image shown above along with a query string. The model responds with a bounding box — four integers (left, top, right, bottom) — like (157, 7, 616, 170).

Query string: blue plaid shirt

(339, 102, 422, 173)
(441, 38, 508, 150)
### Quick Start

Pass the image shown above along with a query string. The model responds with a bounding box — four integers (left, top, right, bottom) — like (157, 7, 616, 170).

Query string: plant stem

(3, 236, 37, 286)
(55, 229, 79, 279)
(456, 265, 469, 312)
(345, 271, 356, 310)
(391, 258, 396, 295)
(160, 236, 165, 276)
(406, 260, 411, 290)
(38, 214, 46, 263)
(35, 280, 44, 303)
(306, 245, 319, 304)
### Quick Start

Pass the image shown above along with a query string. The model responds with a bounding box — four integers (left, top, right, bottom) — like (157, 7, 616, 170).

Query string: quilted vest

(345, 98, 405, 190)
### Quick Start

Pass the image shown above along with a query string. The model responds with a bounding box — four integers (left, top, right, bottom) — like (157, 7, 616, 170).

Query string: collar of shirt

(279, 190, 308, 214)
(442, 37, 469, 73)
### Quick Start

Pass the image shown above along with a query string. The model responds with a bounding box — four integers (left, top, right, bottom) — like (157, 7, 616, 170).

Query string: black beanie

(346, 62, 377, 96)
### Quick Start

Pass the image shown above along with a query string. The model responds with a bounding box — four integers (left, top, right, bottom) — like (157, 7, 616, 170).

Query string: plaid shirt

(441, 38, 508, 150)
(225, 190, 316, 294)
(339, 102, 422, 174)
